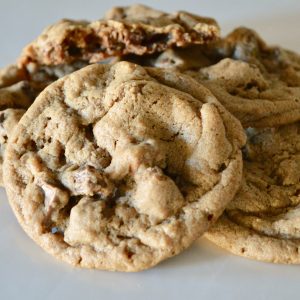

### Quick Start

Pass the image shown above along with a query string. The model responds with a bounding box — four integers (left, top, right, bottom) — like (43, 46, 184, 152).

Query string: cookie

(205, 123, 300, 263)
(19, 4, 220, 67)
(4, 62, 245, 271)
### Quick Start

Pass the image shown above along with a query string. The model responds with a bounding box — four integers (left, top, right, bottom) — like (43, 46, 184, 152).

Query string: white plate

(1, 1, 300, 299)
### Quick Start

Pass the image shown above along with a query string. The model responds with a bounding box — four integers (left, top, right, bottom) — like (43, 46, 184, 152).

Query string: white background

(1, 1, 300, 299)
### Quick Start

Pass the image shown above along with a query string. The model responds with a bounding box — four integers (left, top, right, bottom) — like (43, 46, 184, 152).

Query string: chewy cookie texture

(4, 62, 245, 271)
(1, 4, 300, 270)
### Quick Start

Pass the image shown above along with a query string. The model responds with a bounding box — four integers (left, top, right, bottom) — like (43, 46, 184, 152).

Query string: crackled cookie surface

(4, 62, 245, 271)
(206, 123, 300, 263)
(19, 4, 219, 67)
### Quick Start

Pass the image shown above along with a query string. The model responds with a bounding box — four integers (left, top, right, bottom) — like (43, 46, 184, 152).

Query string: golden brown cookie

(206, 123, 300, 263)
(4, 62, 245, 271)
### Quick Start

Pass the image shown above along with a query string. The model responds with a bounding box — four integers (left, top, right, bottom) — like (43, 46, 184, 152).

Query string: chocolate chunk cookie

(4, 62, 245, 271)
(206, 123, 300, 263)
(19, 4, 220, 67)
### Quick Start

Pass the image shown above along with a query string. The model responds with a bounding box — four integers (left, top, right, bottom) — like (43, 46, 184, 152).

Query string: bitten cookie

(206, 123, 300, 263)
(4, 62, 245, 271)
(18, 4, 220, 67)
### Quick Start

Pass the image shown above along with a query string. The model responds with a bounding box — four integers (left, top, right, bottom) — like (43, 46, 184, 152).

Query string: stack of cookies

(1, 4, 300, 271)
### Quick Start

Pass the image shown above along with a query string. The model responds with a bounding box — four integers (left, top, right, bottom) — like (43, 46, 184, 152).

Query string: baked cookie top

(206, 123, 300, 263)
(18, 4, 220, 67)
(4, 62, 245, 271)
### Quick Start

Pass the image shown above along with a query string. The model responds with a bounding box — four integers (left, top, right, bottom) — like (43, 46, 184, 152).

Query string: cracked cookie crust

(4, 62, 245, 271)
(205, 123, 300, 263)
